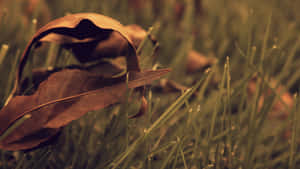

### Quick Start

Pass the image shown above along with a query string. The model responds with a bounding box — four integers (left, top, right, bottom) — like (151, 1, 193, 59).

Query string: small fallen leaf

(152, 50, 217, 94)
(247, 77, 293, 119)
(159, 78, 188, 93)
(186, 50, 217, 73)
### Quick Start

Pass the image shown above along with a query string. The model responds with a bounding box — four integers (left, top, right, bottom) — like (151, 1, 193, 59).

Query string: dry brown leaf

(186, 50, 217, 73)
(19, 61, 125, 95)
(13, 13, 142, 96)
(159, 78, 188, 93)
(124, 24, 148, 49)
(0, 68, 170, 151)
(152, 50, 217, 94)
(0, 13, 170, 151)
(247, 78, 293, 120)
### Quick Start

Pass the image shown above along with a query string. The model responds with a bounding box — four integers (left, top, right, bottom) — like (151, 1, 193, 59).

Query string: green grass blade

(0, 114, 32, 142)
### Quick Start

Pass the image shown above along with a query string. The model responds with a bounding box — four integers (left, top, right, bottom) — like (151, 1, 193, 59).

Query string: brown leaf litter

(0, 13, 170, 151)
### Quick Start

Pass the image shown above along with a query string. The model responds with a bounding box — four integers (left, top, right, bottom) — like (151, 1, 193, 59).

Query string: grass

(0, 0, 300, 168)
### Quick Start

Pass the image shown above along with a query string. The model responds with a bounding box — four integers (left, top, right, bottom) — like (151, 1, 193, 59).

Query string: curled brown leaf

(124, 24, 148, 49)
(14, 13, 142, 96)
(1, 13, 170, 151)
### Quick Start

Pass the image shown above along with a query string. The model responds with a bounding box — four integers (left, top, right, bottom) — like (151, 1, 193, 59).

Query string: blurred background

(0, 0, 300, 169)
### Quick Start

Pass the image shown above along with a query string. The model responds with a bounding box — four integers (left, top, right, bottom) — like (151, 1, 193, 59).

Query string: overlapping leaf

(0, 13, 170, 151)
(0, 68, 169, 151)
(14, 13, 144, 95)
